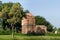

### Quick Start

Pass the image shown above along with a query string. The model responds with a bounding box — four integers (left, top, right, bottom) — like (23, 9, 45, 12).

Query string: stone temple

(22, 13, 47, 34)
(22, 13, 36, 34)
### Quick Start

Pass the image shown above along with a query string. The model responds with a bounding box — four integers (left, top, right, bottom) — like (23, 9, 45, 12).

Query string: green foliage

(24, 10, 30, 13)
(2, 5, 9, 19)
(35, 16, 46, 25)
(0, 1, 2, 11)
(58, 28, 60, 32)
(8, 3, 22, 23)
(0, 29, 11, 35)
(46, 32, 60, 36)
(35, 16, 53, 32)
(0, 2, 24, 31)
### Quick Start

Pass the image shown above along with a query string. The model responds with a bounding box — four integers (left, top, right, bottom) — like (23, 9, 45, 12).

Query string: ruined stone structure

(22, 13, 36, 34)
(36, 25, 47, 33)
(22, 13, 47, 34)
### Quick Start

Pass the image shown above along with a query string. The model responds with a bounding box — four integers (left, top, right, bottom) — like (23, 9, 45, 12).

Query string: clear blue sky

(1, 0, 60, 28)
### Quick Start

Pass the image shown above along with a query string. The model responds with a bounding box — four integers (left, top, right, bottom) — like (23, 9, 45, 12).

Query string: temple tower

(22, 13, 36, 34)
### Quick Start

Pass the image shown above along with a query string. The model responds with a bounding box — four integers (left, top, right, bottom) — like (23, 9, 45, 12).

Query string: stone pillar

(22, 17, 29, 34)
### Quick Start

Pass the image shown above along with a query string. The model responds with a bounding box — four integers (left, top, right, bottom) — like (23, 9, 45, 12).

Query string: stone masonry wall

(22, 13, 36, 34)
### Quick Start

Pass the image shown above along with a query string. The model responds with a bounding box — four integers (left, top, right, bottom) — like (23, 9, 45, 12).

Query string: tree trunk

(12, 25, 14, 39)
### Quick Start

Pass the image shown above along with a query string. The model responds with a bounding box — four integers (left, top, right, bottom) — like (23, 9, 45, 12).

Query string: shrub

(36, 29, 45, 35)
(0, 29, 11, 35)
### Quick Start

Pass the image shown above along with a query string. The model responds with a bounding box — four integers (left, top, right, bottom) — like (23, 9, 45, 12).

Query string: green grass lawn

(0, 35, 60, 40)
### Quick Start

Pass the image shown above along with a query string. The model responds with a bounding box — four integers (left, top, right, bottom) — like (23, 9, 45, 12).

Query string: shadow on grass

(14, 33, 45, 36)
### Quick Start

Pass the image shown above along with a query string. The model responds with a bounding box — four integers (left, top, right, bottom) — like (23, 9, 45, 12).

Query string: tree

(35, 16, 53, 32)
(0, 2, 24, 38)
(0, 2, 24, 31)
(1, 3, 9, 30)
(24, 10, 30, 13)
(8, 3, 23, 32)
(58, 28, 60, 32)
(0, 1, 2, 11)
(7, 3, 24, 38)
